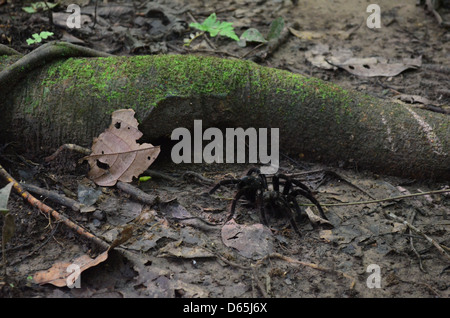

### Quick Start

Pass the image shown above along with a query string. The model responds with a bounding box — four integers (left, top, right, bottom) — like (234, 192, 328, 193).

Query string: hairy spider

(209, 168, 327, 237)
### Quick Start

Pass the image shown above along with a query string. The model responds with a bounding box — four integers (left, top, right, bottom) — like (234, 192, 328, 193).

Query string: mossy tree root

(0, 42, 448, 180)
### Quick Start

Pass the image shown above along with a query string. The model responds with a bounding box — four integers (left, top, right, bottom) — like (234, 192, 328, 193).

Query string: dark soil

(0, 0, 449, 299)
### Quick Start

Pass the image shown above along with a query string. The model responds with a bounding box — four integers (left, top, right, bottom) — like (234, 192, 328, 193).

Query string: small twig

(187, 11, 217, 50)
(300, 188, 450, 207)
(323, 170, 377, 200)
(398, 277, 442, 297)
(93, 0, 98, 28)
(116, 181, 158, 206)
(9, 223, 60, 266)
(20, 183, 81, 212)
(211, 249, 355, 290)
(0, 163, 110, 251)
(144, 169, 178, 183)
(385, 211, 450, 263)
(425, 0, 443, 25)
(44, 143, 91, 162)
(213, 251, 250, 270)
(251, 265, 269, 298)
(182, 171, 214, 185)
(255, 253, 356, 289)
(240, 42, 266, 59)
(43, 1, 53, 26)
(407, 210, 426, 272)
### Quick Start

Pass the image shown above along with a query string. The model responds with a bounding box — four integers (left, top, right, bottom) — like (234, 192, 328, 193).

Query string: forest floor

(0, 0, 449, 298)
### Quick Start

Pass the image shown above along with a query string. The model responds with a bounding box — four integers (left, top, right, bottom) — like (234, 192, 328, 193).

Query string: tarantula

(209, 168, 327, 236)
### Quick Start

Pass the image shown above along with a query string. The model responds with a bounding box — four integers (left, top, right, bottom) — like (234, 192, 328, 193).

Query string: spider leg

(259, 173, 268, 190)
(257, 190, 269, 226)
(209, 179, 240, 194)
(288, 196, 305, 237)
(290, 188, 327, 220)
(246, 167, 261, 176)
(273, 173, 293, 196)
(288, 216, 302, 237)
(272, 175, 280, 192)
(280, 176, 327, 220)
(282, 179, 292, 196)
(290, 179, 315, 195)
(226, 188, 246, 222)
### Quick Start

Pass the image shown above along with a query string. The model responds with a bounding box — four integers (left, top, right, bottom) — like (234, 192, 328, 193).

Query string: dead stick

(301, 189, 450, 207)
(385, 212, 450, 263)
(44, 143, 91, 162)
(0, 164, 110, 251)
(20, 183, 81, 212)
(255, 252, 356, 288)
(116, 181, 158, 205)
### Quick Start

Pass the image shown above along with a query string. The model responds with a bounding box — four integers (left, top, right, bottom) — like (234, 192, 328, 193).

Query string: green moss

(38, 54, 368, 125)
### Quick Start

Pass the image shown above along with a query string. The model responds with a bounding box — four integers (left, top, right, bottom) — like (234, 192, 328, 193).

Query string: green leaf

(26, 31, 54, 45)
(22, 7, 36, 13)
(189, 13, 239, 41)
(22, 2, 58, 13)
(238, 28, 267, 47)
(139, 176, 152, 182)
(40, 31, 54, 39)
(201, 12, 219, 29)
(267, 17, 285, 41)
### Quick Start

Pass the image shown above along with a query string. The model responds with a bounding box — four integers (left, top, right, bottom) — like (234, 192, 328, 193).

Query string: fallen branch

(255, 252, 356, 289)
(44, 143, 91, 162)
(212, 249, 355, 290)
(385, 211, 450, 263)
(20, 183, 81, 212)
(116, 181, 158, 206)
(301, 188, 450, 207)
(0, 163, 110, 251)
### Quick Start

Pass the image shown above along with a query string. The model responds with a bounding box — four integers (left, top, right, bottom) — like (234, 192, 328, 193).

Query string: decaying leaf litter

(0, 0, 449, 297)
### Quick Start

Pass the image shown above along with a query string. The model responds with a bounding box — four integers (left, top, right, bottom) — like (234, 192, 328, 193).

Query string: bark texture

(1, 51, 448, 180)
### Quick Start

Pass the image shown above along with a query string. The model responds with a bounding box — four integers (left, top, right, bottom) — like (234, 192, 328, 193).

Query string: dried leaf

(33, 251, 109, 287)
(157, 240, 215, 259)
(33, 226, 133, 287)
(85, 109, 160, 186)
(0, 182, 13, 213)
(304, 207, 333, 226)
(394, 94, 432, 105)
(304, 43, 336, 70)
(221, 219, 273, 260)
(288, 27, 324, 40)
(327, 56, 422, 77)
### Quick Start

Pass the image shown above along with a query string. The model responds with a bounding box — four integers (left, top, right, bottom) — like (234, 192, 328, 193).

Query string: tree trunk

(1, 53, 448, 180)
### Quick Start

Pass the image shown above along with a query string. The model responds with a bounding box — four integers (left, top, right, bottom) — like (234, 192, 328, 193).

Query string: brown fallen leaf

(85, 109, 160, 186)
(326, 56, 422, 77)
(33, 251, 109, 287)
(221, 219, 274, 260)
(288, 27, 324, 40)
(157, 240, 215, 259)
(304, 207, 333, 226)
(393, 94, 433, 105)
(33, 226, 133, 287)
